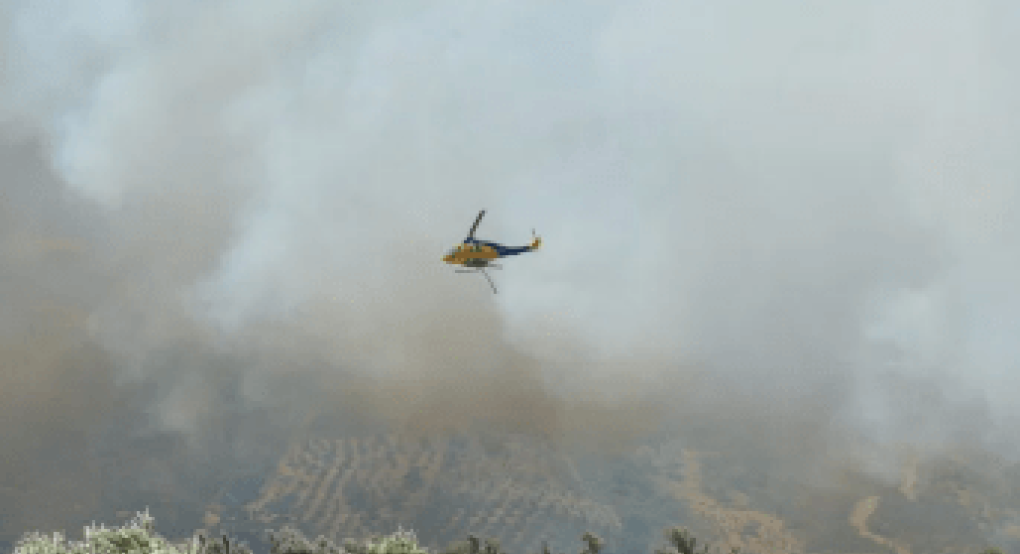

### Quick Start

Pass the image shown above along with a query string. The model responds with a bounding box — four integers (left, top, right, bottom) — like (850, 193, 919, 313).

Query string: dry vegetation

(7, 509, 715, 554)
(9, 509, 1005, 554)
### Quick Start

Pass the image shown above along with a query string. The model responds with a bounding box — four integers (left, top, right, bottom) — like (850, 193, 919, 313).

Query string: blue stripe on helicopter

(464, 238, 531, 257)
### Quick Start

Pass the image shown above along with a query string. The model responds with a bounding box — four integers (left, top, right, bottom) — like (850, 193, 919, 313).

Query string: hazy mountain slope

(202, 432, 625, 554)
(195, 428, 1019, 554)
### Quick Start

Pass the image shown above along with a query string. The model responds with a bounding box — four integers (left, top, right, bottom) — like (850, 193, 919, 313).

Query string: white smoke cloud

(2, 0, 1019, 516)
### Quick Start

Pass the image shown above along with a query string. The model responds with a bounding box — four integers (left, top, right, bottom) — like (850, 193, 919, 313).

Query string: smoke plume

(2, 0, 1019, 546)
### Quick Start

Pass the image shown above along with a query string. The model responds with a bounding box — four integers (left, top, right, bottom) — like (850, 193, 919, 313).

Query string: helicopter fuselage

(442, 240, 501, 267)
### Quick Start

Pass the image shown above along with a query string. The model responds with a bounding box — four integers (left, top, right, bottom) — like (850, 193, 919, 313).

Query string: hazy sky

(2, 0, 1019, 544)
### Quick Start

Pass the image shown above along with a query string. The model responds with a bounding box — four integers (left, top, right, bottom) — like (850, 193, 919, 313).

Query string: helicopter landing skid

(453, 268, 498, 293)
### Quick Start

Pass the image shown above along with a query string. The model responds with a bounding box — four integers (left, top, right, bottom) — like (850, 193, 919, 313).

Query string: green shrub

(8, 509, 1002, 554)
(653, 527, 741, 554)
(10, 511, 425, 554)
(13, 510, 201, 554)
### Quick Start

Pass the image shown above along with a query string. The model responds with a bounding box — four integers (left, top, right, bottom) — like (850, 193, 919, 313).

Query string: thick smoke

(2, 0, 1019, 546)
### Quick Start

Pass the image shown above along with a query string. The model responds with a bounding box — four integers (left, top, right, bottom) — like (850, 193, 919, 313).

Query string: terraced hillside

(201, 432, 627, 554)
(199, 429, 1020, 554)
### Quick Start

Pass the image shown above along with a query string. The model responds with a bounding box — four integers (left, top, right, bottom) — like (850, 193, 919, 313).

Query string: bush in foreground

(8, 510, 1002, 554)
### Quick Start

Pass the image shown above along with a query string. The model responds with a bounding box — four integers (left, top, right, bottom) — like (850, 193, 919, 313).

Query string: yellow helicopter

(442, 210, 541, 293)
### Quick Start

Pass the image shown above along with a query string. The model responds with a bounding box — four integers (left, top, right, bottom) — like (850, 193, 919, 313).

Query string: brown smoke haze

(2, 0, 1019, 548)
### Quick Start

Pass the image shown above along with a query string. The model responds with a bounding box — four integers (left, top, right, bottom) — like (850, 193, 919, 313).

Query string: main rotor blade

(467, 210, 486, 239)
(481, 269, 497, 294)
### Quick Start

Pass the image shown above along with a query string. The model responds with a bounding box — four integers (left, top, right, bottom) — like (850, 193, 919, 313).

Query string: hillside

(194, 427, 1018, 554)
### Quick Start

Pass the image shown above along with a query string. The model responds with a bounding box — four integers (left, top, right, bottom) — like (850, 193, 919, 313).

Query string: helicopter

(442, 210, 541, 293)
